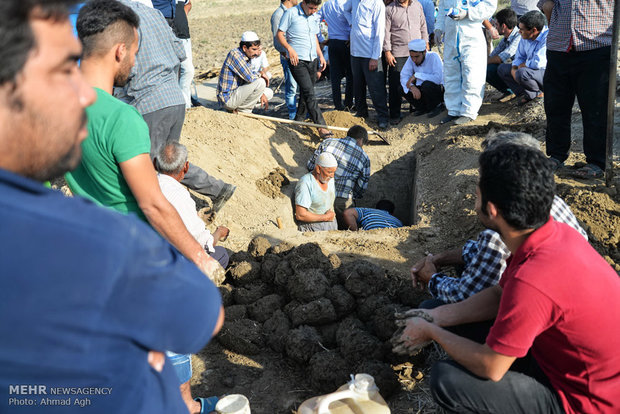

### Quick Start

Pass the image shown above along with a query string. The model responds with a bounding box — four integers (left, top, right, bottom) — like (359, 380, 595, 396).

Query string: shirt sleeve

(353, 156, 370, 199)
(416, 3, 429, 41)
(498, 32, 521, 62)
(512, 40, 526, 66)
(371, 3, 386, 60)
(229, 51, 258, 83)
(414, 53, 443, 85)
(400, 57, 414, 93)
(429, 230, 509, 302)
(278, 7, 292, 33)
(526, 37, 547, 69)
(110, 107, 151, 163)
(383, 6, 393, 52)
(466, 0, 496, 22)
(295, 178, 312, 209)
(422, 0, 435, 34)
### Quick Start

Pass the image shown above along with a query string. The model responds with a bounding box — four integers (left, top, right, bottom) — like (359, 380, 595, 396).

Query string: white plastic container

(215, 394, 251, 414)
(297, 374, 390, 414)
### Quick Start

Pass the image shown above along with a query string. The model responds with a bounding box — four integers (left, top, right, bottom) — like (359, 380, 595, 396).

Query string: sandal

(572, 163, 604, 179)
(318, 129, 334, 139)
(195, 396, 218, 414)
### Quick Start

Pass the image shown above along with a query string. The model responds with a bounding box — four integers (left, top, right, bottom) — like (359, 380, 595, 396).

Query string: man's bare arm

(342, 208, 359, 230)
(295, 204, 335, 223)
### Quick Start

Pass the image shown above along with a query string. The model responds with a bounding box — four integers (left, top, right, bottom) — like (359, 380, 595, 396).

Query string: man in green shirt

(66, 1, 223, 281)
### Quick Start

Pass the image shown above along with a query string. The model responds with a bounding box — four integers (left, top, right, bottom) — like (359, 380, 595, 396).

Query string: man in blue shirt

(319, 0, 354, 111)
(0, 1, 223, 413)
(486, 8, 521, 100)
(498, 10, 547, 105)
(271, 0, 299, 119)
(277, 0, 333, 139)
(343, 200, 404, 230)
(350, 0, 390, 130)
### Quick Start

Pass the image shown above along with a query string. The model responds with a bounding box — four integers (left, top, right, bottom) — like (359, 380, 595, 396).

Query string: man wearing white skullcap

(400, 38, 445, 118)
(294, 152, 338, 232)
(216, 31, 273, 113)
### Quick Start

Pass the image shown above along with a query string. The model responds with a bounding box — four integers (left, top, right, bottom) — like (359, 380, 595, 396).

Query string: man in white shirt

(156, 142, 230, 269)
(400, 38, 444, 117)
(350, 0, 389, 130)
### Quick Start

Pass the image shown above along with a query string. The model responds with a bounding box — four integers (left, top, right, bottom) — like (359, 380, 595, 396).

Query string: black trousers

(420, 299, 565, 414)
(328, 39, 353, 110)
(351, 56, 389, 123)
(403, 81, 444, 113)
(387, 56, 409, 119)
(289, 59, 326, 125)
(544, 47, 610, 170)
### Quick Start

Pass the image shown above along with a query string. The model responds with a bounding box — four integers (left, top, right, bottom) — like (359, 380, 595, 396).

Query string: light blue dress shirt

(318, 0, 352, 41)
(350, 0, 385, 60)
(278, 4, 321, 61)
(271, 4, 288, 53)
(417, 0, 436, 35)
(512, 26, 548, 69)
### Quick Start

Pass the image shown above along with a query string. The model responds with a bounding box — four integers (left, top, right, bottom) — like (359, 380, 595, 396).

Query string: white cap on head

(241, 31, 260, 42)
(316, 152, 338, 168)
(408, 38, 426, 52)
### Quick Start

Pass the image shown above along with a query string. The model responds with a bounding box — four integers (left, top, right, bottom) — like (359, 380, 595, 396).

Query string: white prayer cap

(316, 152, 338, 168)
(241, 31, 260, 42)
(408, 39, 426, 52)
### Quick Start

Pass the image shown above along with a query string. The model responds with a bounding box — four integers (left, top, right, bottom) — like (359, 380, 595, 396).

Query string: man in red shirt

(396, 143, 620, 413)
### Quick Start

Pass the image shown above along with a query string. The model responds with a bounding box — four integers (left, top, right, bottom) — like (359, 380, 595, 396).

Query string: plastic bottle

(215, 394, 251, 414)
(297, 374, 390, 414)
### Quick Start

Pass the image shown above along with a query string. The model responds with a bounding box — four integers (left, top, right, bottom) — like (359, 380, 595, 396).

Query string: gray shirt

(271, 4, 288, 54)
(384, 0, 428, 58)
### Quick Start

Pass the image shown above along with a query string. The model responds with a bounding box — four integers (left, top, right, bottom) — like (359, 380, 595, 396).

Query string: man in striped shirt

(343, 200, 403, 230)
(538, 0, 613, 179)
(217, 32, 272, 113)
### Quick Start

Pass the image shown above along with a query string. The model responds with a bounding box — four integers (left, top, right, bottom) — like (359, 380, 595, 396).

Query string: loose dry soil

(76, 1, 620, 413)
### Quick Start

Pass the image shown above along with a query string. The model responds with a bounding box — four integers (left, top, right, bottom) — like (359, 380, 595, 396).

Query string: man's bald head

(77, 0, 139, 59)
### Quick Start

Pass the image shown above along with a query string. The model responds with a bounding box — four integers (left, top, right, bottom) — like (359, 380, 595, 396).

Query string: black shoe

(413, 109, 428, 116)
(389, 118, 400, 125)
(354, 111, 369, 118)
(377, 120, 389, 130)
(334, 105, 345, 111)
(440, 114, 458, 124)
(212, 184, 236, 212)
(427, 104, 444, 118)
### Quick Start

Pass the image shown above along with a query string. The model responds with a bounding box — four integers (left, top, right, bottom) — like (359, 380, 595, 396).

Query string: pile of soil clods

(217, 237, 410, 396)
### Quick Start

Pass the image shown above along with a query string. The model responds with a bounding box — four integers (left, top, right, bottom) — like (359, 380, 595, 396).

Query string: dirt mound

(255, 167, 290, 199)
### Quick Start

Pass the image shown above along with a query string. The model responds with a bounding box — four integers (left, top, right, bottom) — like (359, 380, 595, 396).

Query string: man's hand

(213, 225, 230, 244)
(324, 210, 336, 221)
(148, 351, 165, 372)
(385, 51, 396, 67)
(406, 74, 416, 90)
(391, 315, 434, 355)
(288, 48, 299, 66)
(260, 93, 269, 109)
(369, 58, 378, 71)
(409, 85, 422, 100)
(410, 254, 436, 289)
(319, 55, 327, 72)
(490, 26, 500, 39)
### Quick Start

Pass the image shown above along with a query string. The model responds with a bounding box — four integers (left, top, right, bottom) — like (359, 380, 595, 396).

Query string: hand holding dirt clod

(391, 310, 434, 355)
(410, 254, 436, 290)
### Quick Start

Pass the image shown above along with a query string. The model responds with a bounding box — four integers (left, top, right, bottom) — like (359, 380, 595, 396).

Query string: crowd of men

(0, 0, 618, 413)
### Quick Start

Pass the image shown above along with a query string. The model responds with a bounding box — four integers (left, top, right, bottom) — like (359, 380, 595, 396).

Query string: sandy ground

(99, 1, 620, 413)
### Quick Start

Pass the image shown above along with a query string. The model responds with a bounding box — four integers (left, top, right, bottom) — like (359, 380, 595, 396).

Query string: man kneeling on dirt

(396, 142, 620, 413)
(216, 31, 273, 113)
(343, 200, 403, 231)
(156, 142, 231, 269)
(410, 132, 586, 310)
(295, 152, 338, 232)
(400, 39, 444, 117)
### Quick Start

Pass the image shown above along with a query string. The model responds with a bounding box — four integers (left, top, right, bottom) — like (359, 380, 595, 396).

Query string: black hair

(0, 0, 77, 86)
(347, 125, 369, 145)
(375, 199, 395, 214)
(77, 0, 139, 58)
(495, 8, 517, 30)
(239, 40, 261, 49)
(304, 0, 323, 5)
(478, 144, 555, 230)
(519, 10, 546, 31)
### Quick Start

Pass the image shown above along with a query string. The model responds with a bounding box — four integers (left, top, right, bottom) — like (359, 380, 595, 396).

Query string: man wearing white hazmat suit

(435, 0, 497, 125)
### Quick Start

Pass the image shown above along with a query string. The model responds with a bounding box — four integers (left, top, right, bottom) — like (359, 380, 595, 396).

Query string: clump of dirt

(213, 240, 418, 398)
(255, 167, 291, 199)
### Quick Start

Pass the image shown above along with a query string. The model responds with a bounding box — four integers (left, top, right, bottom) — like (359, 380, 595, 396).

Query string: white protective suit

(436, 0, 496, 119)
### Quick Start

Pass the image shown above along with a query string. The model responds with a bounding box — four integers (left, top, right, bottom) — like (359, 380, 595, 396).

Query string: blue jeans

(166, 351, 192, 384)
(280, 55, 298, 119)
